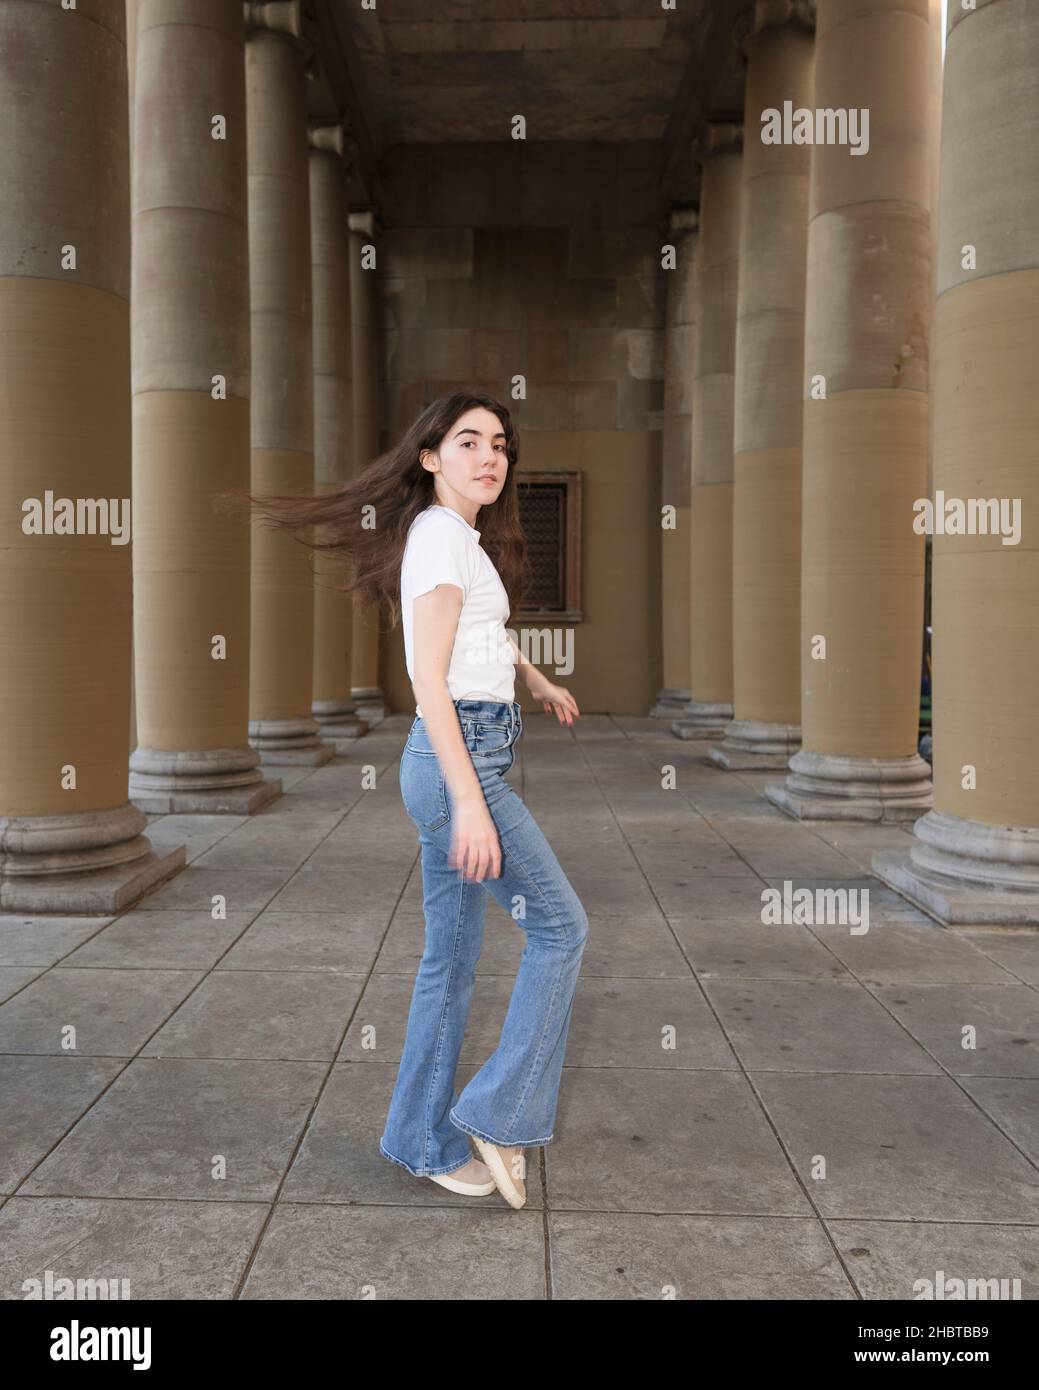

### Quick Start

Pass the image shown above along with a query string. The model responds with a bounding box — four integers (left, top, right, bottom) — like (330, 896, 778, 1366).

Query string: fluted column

(309, 123, 368, 740)
(875, 0, 1039, 923)
(0, 0, 183, 911)
(672, 126, 742, 740)
(129, 0, 281, 813)
(766, 0, 933, 820)
(246, 2, 334, 765)
(711, 2, 814, 769)
(348, 208, 388, 722)
(650, 207, 698, 719)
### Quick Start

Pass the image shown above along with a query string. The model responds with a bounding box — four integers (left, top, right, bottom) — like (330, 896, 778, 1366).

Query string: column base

(248, 718, 336, 766)
(351, 687, 388, 723)
(650, 687, 691, 718)
(709, 719, 802, 770)
(312, 698, 369, 740)
(0, 802, 187, 913)
(765, 750, 933, 823)
(671, 700, 732, 740)
(129, 745, 283, 814)
(873, 811, 1039, 927)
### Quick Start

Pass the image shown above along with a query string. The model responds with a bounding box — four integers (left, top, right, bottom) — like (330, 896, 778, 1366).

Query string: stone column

(651, 207, 698, 719)
(0, 0, 182, 911)
(765, 0, 933, 820)
(309, 122, 367, 740)
(917, 0, 943, 768)
(128, 0, 281, 813)
(875, 0, 1039, 923)
(127, 0, 138, 761)
(711, 2, 814, 770)
(348, 208, 388, 722)
(672, 127, 742, 740)
(925, 0, 942, 504)
(246, 1, 334, 765)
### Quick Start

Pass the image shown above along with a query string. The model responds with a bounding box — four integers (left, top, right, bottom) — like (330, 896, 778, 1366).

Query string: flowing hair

(216, 391, 527, 624)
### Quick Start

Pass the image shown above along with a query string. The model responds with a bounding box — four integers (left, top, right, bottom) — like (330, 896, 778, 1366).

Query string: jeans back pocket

(400, 746, 450, 830)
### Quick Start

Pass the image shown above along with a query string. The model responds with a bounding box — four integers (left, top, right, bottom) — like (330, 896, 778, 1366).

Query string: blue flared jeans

(380, 698, 589, 1177)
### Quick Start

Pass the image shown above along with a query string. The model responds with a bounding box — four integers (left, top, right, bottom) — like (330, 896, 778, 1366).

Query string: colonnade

(3, 0, 1035, 925)
(0, 0, 384, 909)
(875, 0, 1039, 922)
(660, 0, 1039, 924)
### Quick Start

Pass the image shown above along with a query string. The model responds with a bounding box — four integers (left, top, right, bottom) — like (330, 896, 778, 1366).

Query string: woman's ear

(419, 449, 439, 474)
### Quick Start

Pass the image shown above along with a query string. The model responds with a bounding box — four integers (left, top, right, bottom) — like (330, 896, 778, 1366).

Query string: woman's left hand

(536, 681, 580, 728)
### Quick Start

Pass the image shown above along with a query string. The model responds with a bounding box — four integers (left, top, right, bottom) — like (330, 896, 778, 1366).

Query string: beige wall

(375, 141, 666, 715)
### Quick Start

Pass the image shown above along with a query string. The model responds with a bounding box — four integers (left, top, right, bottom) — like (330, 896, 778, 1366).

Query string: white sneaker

(428, 1157, 496, 1196)
(471, 1138, 527, 1209)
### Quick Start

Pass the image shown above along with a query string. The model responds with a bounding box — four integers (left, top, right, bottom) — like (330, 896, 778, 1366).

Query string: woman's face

(421, 406, 509, 513)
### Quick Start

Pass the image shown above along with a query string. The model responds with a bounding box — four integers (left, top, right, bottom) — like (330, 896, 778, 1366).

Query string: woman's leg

(379, 826, 489, 1177)
(381, 715, 588, 1171)
(447, 764, 589, 1149)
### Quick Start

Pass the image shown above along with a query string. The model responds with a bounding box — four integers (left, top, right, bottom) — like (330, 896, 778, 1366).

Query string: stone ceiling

(306, 0, 752, 211)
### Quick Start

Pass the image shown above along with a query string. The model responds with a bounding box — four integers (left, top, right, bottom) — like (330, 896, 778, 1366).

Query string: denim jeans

(380, 698, 589, 1177)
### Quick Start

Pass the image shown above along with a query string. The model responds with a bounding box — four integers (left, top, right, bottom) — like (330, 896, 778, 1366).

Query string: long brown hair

(217, 392, 527, 623)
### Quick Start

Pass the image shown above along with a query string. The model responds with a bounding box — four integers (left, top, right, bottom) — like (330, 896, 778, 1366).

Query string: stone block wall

(374, 141, 667, 715)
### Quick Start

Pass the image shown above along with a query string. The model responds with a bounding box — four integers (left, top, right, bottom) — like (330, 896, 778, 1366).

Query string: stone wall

(375, 140, 667, 715)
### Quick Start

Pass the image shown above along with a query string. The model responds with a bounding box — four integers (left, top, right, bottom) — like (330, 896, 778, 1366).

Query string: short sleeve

(401, 512, 476, 602)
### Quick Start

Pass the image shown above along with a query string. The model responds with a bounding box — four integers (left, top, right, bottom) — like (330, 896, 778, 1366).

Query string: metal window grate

(515, 471, 581, 616)
(518, 484, 566, 609)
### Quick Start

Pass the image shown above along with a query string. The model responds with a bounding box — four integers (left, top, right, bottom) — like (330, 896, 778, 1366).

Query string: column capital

(700, 121, 743, 162)
(347, 207, 382, 238)
(308, 120, 359, 169)
(742, 0, 817, 52)
(669, 206, 699, 236)
(243, 1, 303, 41)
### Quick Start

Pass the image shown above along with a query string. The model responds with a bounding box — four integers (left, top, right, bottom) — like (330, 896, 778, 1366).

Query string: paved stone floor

(1, 714, 1038, 1300)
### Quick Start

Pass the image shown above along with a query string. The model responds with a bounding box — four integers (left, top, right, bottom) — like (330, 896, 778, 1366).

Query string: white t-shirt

(400, 504, 516, 711)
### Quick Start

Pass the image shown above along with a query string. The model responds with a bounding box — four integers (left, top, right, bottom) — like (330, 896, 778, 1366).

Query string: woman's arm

(411, 585, 501, 882)
(508, 637, 548, 697)
(506, 634, 580, 727)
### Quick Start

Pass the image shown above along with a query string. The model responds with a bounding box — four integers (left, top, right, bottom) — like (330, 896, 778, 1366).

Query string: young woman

(233, 392, 589, 1210)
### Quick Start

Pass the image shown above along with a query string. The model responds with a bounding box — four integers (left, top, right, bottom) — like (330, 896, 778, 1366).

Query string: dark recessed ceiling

(331, 0, 718, 144)
(333, 0, 745, 139)
(309, 0, 751, 208)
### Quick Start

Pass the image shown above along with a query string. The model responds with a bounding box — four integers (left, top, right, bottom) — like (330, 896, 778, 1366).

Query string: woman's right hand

(449, 795, 501, 882)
